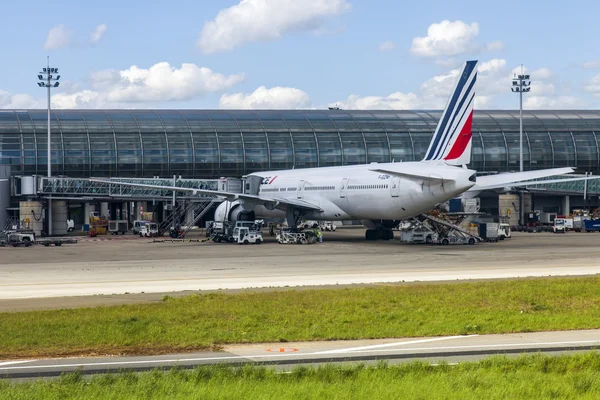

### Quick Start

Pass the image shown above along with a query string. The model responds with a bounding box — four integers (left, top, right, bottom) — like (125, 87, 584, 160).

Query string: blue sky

(1, 0, 599, 110)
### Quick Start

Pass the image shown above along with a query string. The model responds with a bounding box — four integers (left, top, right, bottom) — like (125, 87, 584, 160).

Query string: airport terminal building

(1, 109, 600, 232)
(0, 109, 599, 178)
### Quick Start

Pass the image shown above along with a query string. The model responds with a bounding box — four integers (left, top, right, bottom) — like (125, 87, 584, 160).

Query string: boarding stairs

(1, 217, 21, 233)
(178, 199, 217, 237)
(158, 199, 213, 236)
(160, 199, 217, 237)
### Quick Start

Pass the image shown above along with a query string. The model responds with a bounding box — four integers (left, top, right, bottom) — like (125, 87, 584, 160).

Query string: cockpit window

(469, 173, 477, 182)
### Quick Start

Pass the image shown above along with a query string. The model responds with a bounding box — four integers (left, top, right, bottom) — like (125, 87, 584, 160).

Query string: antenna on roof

(328, 104, 341, 110)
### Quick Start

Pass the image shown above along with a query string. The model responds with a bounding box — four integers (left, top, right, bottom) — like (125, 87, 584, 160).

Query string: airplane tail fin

(422, 60, 478, 166)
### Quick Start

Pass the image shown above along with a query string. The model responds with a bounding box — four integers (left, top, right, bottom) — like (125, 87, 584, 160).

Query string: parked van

(133, 220, 151, 235)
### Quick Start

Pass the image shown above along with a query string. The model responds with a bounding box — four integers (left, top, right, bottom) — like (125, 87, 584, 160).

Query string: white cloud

(583, 60, 600, 69)
(328, 59, 583, 110)
(44, 24, 71, 50)
(532, 67, 553, 80)
(479, 59, 506, 73)
(0, 91, 42, 109)
(92, 62, 245, 103)
(197, 0, 351, 53)
(378, 41, 395, 52)
(410, 20, 480, 58)
(485, 40, 505, 52)
(220, 86, 311, 109)
(410, 20, 504, 67)
(48, 62, 245, 108)
(90, 24, 107, 44)
(331, 92, 423, 110)
(584, 73, 600, 97)
(524, 96, 586, 109)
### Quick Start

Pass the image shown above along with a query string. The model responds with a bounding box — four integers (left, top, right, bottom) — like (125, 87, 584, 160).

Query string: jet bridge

(13, 176, 221, 201)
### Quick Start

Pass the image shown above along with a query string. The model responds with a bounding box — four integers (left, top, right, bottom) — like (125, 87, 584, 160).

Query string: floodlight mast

(511, 65, 531, 226)
(37, 56, 60, 236)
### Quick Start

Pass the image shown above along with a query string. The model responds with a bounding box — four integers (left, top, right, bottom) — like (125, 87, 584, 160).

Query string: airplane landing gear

(365, 229, 394, 241)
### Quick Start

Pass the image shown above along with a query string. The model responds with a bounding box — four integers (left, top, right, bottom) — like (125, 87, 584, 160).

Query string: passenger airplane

(90, 60, 593, 240)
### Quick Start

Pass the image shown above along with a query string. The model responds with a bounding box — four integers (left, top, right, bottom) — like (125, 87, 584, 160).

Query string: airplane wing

(88, 179, 322, 212)
(368, 168, 453, 184)
(469, 167, 597, 191)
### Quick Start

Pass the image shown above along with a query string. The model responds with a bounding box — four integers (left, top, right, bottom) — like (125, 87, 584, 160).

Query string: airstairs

(158, 199, 216, 237)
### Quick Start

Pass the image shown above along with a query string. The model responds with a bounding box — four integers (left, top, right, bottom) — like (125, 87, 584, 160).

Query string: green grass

(2, 276, 600, 359)
(4, 352, 600, 399)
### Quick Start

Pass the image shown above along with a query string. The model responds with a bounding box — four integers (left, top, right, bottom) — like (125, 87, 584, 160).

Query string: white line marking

(0, 360, 35, 366)
(344, 339, 600, 354)
(312, 335, 476, 355)
(0, 339, 598, 372)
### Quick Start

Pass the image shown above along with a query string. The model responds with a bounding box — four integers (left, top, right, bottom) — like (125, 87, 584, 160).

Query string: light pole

(511, 67, 530, 226)
(37, 57, 60, 236)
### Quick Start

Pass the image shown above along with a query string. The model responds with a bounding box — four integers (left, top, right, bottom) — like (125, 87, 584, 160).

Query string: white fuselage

(247, 161, 476, 222)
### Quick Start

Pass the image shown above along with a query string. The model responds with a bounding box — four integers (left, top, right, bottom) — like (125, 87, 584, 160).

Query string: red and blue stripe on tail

(422, 60, 477, 166)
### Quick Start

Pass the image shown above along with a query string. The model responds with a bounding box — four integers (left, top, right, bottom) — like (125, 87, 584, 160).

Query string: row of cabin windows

(348, 184, 389, 190)
(262, 184, 388, 192)
(305, 186, 335, 191)
(261, 185, 336, 192)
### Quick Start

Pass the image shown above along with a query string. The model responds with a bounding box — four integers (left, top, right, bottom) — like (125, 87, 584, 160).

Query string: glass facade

(0, 109, 599, 178)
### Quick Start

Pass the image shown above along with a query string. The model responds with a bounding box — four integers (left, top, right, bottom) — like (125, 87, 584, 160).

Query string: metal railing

(36, 177, 219, 199)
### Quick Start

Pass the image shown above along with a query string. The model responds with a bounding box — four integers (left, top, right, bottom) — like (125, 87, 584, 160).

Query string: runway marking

(312, 335, 476, 355)
(344, 339, 600, 354)
(0, 360, 35, 366)
(0, 339, 599, 372)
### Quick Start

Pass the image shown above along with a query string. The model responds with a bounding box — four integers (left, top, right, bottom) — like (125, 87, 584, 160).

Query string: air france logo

(262, 176, 278, 184)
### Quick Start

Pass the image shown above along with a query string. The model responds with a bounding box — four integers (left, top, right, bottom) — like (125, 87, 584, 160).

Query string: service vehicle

(498, 223, 512, 239)
(133, 220, 151, 235)
(276, 228, 317, 244)
(233, 226, 263, 244)
(6, 230, 35, 247)
(553, 218, 567, 233)
(139, 222, 159, 237)
(584, 219, 600, 232)
(320, 221, 337, 231)
(109, 220, 128, 235)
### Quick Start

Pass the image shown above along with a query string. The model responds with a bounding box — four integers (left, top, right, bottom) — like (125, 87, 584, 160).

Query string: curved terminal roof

(0, 109, 598, 179)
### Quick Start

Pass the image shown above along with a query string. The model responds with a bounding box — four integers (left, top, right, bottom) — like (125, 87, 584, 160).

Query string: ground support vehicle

(498, 223, 512, 239)
(139, 222, 159, 237)
(438, 235, 477, 246)
(319, 221, 337, 231)
(400, 213, 481, 245)
(208, 221, 264, 243)
(478, 222, 500, 242)
(37, 238, 78, 246)
(132, 220, 151, 235)
(5, 230, 35, 247)
(207, 221, 236, 243)
(108, 220, 128, 235)
(553, 218, 567, 233)
(399, 226, 439, 244)
(233, 226, 263, 244)
(89, 212, 108, 236)
(276, 228, 317, 244)
(584, 219, 600, 232)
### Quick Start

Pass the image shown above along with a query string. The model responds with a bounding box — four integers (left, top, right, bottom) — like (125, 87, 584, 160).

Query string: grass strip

(3, 352, 600, 399)
(1, 276, 600, 359)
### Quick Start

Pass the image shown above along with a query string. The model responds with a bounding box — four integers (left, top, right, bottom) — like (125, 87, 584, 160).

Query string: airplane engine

(361, 219, 400, 230)
(214, 200, 256, 222)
